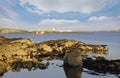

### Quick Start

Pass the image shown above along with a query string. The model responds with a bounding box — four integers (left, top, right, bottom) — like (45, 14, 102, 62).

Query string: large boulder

(63, 48, 82, 67)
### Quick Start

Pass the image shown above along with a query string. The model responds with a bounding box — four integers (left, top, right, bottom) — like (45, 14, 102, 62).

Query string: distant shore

(0, 28, 120, 34)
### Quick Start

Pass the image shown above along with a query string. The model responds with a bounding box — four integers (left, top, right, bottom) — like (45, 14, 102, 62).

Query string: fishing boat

(36, 31, 46, 35)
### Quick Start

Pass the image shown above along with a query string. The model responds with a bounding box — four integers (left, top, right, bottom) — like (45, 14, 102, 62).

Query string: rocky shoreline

(0, 36, 108, 60)
(0, 36, 119, 77)
(83, 57, 120, 74)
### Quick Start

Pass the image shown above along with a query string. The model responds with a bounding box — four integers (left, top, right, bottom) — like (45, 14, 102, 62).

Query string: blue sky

(0, 0, 120, 31)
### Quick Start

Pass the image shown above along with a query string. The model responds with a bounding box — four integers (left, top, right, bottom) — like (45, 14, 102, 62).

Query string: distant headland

(0, 28, 120, 34)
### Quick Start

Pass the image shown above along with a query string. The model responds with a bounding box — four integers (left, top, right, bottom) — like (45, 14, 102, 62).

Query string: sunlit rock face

(36, 39, 84, 55)
(0, 36, 37, 59)
(0, 36, 108, 61)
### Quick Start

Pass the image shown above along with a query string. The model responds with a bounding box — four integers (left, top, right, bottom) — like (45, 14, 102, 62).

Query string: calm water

(0, 32, 120, 78)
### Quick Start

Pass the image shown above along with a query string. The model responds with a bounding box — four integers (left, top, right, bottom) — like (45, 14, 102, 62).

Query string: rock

(0, 61, 7, 77)
(36, 39, 84, 56)
(0, 37, 109, 69)
(38, 44, 52, 53)
(83, 57, 120, 74)
(0, 36, 108, 61)
(93, 55, 106, 60)
(0, 36, 119, 75)
(0, 37, 37, 59)
(63, 47, 82, 67)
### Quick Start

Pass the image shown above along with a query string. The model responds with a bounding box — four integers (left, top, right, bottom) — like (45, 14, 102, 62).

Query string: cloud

(37, 19, 80, 30)
(88, 16, 108, 21)
(0, 18, 32, 30)
(0, 18, 14, 23)
(19, 0, 116, 14)
(39, 19, 80, 25)
(0, 18, 16, 28)
(37, 17, 120, 31)
(0, 17, 120, 31)
(0, 0, 18, 20)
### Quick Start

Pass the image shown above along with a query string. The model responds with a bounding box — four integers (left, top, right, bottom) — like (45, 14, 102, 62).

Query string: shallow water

(0, 32, 120, 78)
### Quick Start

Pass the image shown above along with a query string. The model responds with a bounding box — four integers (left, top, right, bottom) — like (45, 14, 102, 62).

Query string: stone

(83, 57, 120, 74)
(63, 48, 82, 67)
(0, 37, 37, 59)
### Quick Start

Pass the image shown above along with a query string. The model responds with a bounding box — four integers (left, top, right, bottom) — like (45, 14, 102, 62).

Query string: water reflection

(63, 66, 82, 78)
(0, 50, 109, 78)
(0, 60, 49, 77)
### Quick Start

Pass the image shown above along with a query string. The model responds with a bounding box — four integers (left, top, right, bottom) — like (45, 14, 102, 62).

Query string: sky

(0, 0, 120, 31)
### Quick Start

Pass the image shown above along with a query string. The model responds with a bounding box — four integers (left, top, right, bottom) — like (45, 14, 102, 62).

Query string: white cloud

(19, 0, 114, 14)
(0, 18, 16, 28)
(0, 18, 32, 30)
(117, 16, 120, 18)
(0, 17, 120, 31)
(0, 18, 14, 23)
(37, 18, 120, 31)
(39, 19, 80, 25)
(0, 0, 18, 20)
(89, 16, 108, 21)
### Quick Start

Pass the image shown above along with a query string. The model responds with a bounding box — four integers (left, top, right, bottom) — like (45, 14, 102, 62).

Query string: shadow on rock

(11, 61, 50, 72)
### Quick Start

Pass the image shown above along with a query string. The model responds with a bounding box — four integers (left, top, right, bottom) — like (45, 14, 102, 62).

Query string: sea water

(0, 32, 120, 78)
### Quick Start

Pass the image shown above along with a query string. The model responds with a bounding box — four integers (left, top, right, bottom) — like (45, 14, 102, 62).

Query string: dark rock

(63, 47, 82, 67)
(83, 57, 120, 74)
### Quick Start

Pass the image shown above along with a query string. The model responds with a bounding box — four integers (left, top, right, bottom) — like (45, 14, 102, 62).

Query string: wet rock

(83, 57, 120, 74)
(63, 47, 82, 67)
(11, 60, 49, 71)
(0, 61, 7, 77)
(38, 62, 49, 69)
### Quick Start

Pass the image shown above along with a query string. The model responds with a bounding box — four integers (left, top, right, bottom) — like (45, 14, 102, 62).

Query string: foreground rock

(63, 47, 82, 67)
(0, 59, 50, 77)
(83, 57, 120, 74)
(2, 36, 118, 76)
(0, 36, 37, 60)
(0, 36, 108, 60)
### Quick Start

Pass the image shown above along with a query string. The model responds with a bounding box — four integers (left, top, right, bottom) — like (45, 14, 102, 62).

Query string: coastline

(0, 28, 120, 34)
